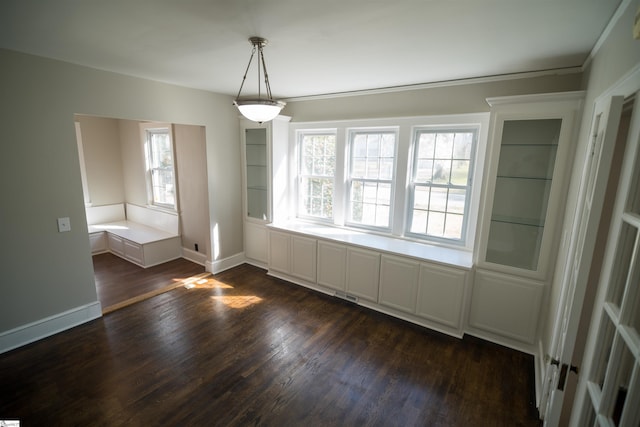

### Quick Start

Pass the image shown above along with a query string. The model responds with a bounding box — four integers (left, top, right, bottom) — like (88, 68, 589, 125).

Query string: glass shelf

(245, 128, 268, 220)
(491, 215, 545, 228)
(486, 118, 562, 271)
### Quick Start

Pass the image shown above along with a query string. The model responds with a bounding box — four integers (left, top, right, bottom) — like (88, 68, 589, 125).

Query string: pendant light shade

(234, 37, 285, 123)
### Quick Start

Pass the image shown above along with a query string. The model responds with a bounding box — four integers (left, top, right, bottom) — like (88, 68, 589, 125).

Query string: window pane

(416, 159, 433, 182)
(430, 187, 448, 212)
(414, 186, 430, 210)
(366, 158, 380, 179)
(433, 160, 451, 184)
(376, 205, 390, 227)
(366, 134, 380, 157)
(453, 132, 473, 159)
(298, 133, 336, 219)
(363, 182, 378, 203)
(427, 211, 445, 236)
(377, 183, 391, 205)
(451, 160, 470, 185)
(419, 133, 436, 157)
(435, 133, 454, 158)
(411, 210, 428, 234)
(348, 131, 396, 229)
(448, 189, 466, 214)
(444, 213, 464, 239)
(408, 128, 477, 243)
(147, 129, 175, 208)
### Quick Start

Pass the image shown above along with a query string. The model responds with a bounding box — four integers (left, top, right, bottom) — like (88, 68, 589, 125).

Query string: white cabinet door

(245, 222, 268, 264)
(416, 263, 467, 329)
(290, 235, 317, 282)
(317, 241, 347, 292)
(107, 233, 124, 256)
(89, 232, 107, 254)
(468, 269, 544, 344)
(268, 230, 290, 274)
(379, 255, 419, 313)
(124, 240, 144, 265)
(346, 247, 380, 302)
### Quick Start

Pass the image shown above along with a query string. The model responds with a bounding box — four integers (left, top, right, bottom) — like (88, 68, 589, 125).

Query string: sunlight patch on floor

(180, 276, 233, 290)
(211, 295, 263, 309)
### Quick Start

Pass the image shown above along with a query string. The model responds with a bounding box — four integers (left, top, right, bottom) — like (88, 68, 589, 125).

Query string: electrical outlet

(57, 217, 71, 232)
(194, 243, 199, 252)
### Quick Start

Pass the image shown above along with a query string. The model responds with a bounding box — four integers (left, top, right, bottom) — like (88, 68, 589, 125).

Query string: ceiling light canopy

(233, 37, 285, 123)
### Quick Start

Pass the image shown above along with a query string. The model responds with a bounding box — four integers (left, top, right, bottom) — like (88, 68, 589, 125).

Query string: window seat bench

(87, 204, 181, 268)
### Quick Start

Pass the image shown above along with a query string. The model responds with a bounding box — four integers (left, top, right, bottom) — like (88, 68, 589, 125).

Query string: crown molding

(582, 0, 633, 71)
(282, 67, 582, 103)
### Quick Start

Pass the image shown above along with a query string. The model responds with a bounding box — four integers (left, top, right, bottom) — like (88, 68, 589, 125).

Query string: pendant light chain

(257, 44, 274, 100)
(235, 44, 258, 101)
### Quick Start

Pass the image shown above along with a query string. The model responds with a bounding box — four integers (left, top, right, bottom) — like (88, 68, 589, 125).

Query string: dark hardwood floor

(93, 253, 206, 312)
(1, 264, 541, 426)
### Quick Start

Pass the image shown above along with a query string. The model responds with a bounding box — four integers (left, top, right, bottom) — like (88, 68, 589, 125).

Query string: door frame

(540, 64, 640, 425)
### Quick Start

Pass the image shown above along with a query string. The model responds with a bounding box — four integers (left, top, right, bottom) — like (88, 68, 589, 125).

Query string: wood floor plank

(0, 264, 541, 426)
(93, 252, 205, 311)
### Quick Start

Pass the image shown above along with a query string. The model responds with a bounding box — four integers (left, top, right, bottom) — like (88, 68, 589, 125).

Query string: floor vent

(334, 291, 358, 303)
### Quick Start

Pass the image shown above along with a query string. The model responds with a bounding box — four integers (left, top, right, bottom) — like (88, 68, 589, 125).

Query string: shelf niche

(485, 118, 562, 271)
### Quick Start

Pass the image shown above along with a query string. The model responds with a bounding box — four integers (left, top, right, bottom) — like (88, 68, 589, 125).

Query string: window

(407, 128, 477, 242)
(290, 114, 487, 250)
(298, 131, 336, 220)
(347, 130, 396, 229)
(144, 126, 176, 209)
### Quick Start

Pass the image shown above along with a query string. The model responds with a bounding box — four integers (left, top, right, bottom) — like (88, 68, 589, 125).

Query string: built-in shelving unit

(241, 116, 291, 268)
(486, 118, 562, 271)
(470, 91, 585, 352)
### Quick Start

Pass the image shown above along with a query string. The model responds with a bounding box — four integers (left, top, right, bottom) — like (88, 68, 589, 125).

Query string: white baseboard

(182, 247, 207, 266)
(206, 252, 245, 274)
(0, 301, 102, 354)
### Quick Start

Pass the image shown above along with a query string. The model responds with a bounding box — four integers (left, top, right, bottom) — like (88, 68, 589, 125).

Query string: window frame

(141, 124, 177, 211)
(405, 126, 479, 245)
(287, 113, 489, 251)
(296, 129, 337, 222)
(345, 127, 398, 232)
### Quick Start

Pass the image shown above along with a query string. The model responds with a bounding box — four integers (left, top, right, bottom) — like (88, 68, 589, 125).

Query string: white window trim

(287, 113, 489, 251)
(296, 129, 337, 223)
(405, 125, 480, 245)
(345, 127, 399, 232)
(139, 122, 177, 212)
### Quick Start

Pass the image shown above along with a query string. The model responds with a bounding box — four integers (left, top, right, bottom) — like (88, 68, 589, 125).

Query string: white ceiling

(0, 0, 622, 99)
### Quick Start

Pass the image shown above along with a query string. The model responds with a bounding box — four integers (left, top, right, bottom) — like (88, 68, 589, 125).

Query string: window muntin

(408, 128, 476, 243)
(298, 132, 336, 220)
(347, 130, 396, 229)
(145, 127, 176, 209)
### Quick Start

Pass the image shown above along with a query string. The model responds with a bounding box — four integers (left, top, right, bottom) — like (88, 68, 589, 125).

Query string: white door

(568, 88, 640, 426)
(540, 95, 624, 425)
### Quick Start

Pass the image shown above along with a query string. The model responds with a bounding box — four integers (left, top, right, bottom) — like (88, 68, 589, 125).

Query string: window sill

(268, 221, 473, 270)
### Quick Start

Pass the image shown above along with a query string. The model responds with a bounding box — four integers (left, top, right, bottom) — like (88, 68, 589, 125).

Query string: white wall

(175, 124, 210, 257)
(0, 49, 241, 339)
(119, 119, 148, 206)
(76, 115, 125, 206)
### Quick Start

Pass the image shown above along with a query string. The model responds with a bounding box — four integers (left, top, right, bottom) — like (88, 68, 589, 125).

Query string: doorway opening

(74, 114, 212, 312)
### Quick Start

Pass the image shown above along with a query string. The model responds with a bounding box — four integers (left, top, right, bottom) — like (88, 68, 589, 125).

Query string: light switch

(57, 217, 71, 232)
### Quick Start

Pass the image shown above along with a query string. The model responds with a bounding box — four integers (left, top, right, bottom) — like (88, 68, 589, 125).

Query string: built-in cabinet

(470, 91, 584, 351)
(346, 248, 380, 302)
(267, 227, 471, 337)
(379, 255, 419, 313)
(317, 241, 347, 291)
(242, 116, 291, 268)
(246, 92, 584, 355)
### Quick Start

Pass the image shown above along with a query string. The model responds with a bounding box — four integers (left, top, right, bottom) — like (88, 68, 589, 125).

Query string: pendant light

(233, 37, 285, 123)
